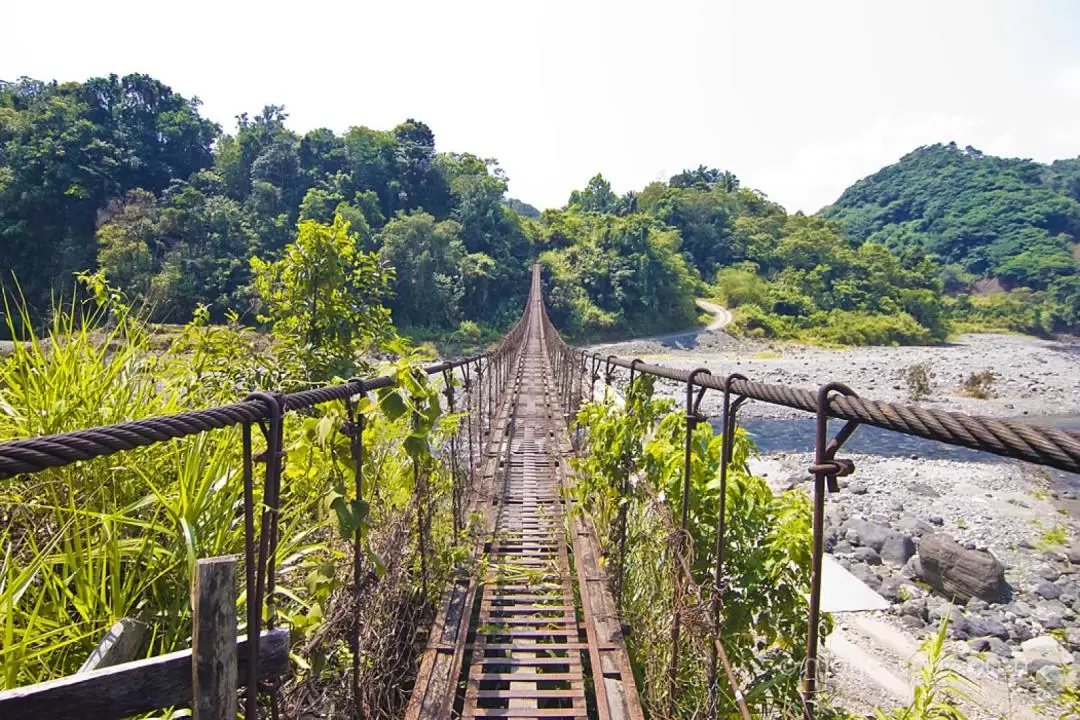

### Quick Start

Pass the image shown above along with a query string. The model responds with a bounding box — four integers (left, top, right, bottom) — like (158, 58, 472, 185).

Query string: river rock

(897, 514, 932, 537)
(1036, 581, 1063, 600)
(900, 598, 929, 621)
(1010, 622, 1035, 643)
(901, 555, 922, 580)
(881, 534, 917, 565)
(841, 519, 892, 550)
(849, 563, 881, 590)
(967, 615, 1009, 640)
(917, 533, 1007, 603)
(1067, 544, 1080, 565)
(1020, 635, 1073, 667)
(853, 546, 882, 565)
(1036, 664, 1064, 690)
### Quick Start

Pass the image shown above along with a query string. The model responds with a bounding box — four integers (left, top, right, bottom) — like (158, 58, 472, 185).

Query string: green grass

(0, 288, 336, 688)
(1034, 522, 1070, 550)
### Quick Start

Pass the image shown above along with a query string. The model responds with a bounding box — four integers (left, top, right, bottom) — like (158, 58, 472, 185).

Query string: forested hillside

(2, 75, 1077, 347)
(544, 171, 950, 344)
(0, 74, 534, 337)
(823, 143, 1080, 332)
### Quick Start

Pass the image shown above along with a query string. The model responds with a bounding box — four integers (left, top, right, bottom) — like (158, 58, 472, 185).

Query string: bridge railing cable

(531, 264, 1080, 719)
(0, 292, 535, 718)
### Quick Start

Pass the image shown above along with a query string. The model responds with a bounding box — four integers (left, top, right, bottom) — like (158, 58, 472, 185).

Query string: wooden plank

(0, 629, 288, 720)
(192, 556, 237, 720)
(465, 708, 587, 718)
(78, 618, 148, 673)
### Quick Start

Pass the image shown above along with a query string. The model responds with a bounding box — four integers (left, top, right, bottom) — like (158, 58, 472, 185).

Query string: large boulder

(917, 533, 1007, 603)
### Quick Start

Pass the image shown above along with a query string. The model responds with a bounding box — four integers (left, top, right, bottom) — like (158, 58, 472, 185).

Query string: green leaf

(403, 434, 429, 459)
(379, 390, 408, 421)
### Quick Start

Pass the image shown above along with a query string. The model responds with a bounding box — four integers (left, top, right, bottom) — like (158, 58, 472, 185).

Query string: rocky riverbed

(591, 328, 1080, 714)
(758, 452, 1080, 716)
(592, 330, 1080, 420)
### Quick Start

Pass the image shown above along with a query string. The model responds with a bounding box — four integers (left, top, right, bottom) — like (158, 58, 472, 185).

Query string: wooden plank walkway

(407, 278, 642, 720)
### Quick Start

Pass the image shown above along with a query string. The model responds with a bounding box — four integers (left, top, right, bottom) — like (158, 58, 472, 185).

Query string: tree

(377, 211, 468, 328)
(568, 174, 619, 214)
(250, 215, 392, 379)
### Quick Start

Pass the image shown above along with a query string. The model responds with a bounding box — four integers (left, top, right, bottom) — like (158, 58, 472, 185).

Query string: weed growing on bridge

(0, 276, 467, 719)
(571, 377, 816, 717)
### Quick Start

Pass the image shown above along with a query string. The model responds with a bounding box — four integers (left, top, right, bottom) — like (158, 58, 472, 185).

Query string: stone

(1020, 635, 1073, 666)
(849, 482, 868, 495)
(1036, 581, 1063, 600)
(1064, 628, 1080, 651)
(969, 637, 992, 653)
(917, 533, 1008, 603)
(897, 514, 932, 537)
(901, 615, 926, 630)
(850, 563, 882, 590)
(929, 515, 945, 526)
(1067, 544, 1080, 565)
(881, 534, 917, 565)
(833, 541, 853, 555)
(1036, 565, 1062, 581)
(841, 519, 893, 551)
(1010, 622, 1035, 643)
(1036, 664, 1064, 690)
(987, 637, 1013, 658)
(900, 598, 929, 621)
(853, 547, 882, 566)
(909, 482, 941, 498)
(901, 555, 922, 580)
(967, 615, 1010, 640)
(878, 575, 906, 602)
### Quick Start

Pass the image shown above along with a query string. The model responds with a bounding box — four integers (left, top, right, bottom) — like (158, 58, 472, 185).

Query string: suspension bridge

(1, 265, 1079, 719)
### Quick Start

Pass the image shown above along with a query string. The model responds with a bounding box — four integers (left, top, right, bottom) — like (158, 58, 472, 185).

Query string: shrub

(957, 371, 996, 399)
(904, 362, 934, 400)
(810, 310, 933, 346)
(711, 268, 770, 308)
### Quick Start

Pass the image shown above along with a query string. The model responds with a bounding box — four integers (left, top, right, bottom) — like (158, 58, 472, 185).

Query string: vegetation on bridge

(0, 273, 467, 716)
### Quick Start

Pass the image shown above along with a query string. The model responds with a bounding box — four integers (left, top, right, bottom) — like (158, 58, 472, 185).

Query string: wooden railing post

(192, 556, 238, 720)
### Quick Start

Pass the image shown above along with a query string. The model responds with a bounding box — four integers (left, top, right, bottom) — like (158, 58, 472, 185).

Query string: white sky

(4, 0, 1080, 213)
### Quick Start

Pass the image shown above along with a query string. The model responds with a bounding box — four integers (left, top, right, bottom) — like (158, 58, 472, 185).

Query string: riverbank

(591, 330, 1080, 421)
(591, 328, 1080, 714)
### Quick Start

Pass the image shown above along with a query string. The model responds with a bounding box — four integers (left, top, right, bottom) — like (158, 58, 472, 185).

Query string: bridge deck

(407, 294, 642, 720)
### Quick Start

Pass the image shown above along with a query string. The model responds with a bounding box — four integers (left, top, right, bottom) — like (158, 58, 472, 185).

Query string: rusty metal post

(589, 355, 600, 404)
(614, 358, 643, 610)
(709, 373, 747, 717)
(242, 391, 284, 720)
(464, 363, 476, 489)
(344, 378, 368, 717)
(803, 383, 859, 717)
(669, 367, 709, 715)
(241, 421, 258, 720)
(443, 369, 462, 537)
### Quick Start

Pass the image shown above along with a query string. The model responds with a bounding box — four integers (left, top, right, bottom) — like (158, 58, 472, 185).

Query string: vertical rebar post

(344, 378, 367, 717)
(803, 383, 859, 718)
(668, 368, 709, 715)
(708, 373, 747, 718)
(241, 392, 284, 720)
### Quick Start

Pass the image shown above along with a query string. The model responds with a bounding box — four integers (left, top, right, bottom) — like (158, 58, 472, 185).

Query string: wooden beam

(192, 556, 238, 720)
(0, 629, 288, 720)
(78, 618, 148, 673)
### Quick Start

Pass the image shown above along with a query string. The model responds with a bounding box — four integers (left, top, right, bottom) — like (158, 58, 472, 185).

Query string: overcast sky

(4, 0, 1080, 212)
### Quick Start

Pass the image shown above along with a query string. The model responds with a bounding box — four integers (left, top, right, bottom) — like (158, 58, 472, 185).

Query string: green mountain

(821, 143, 1080, 301)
